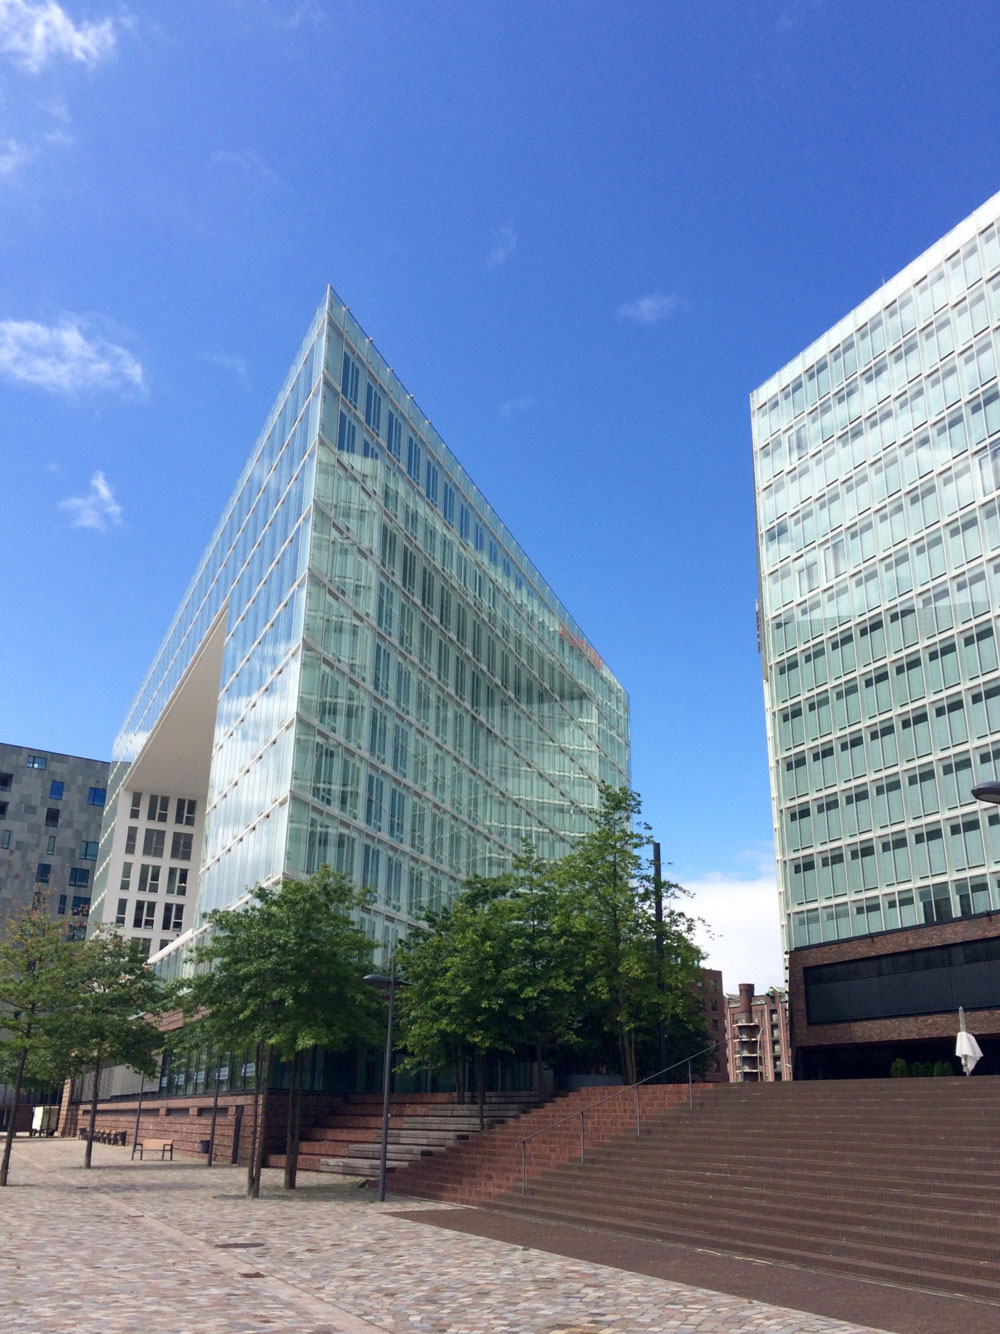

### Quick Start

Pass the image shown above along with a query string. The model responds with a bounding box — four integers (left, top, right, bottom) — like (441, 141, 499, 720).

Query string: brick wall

(788, 909, 1000, 1051)
(388, 1081, 718, 1206)
(59, 1089, 349, 1165)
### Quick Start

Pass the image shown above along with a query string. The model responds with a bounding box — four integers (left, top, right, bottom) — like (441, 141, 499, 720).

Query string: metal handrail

(516, 1039, 726, 1195)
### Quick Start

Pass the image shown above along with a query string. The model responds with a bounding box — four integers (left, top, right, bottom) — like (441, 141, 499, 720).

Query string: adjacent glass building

(90, 289, 629, 968)
(753, 192, 1000, 959)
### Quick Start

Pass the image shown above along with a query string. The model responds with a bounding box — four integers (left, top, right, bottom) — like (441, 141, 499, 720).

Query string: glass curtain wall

(754, 194, 1000, 953)
(288, 292, 630, 958)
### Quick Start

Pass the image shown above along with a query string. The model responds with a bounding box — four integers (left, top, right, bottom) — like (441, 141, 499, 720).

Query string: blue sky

(2, 0, 998, 988)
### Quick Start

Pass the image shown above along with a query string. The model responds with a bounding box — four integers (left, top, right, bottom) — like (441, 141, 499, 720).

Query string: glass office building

(753, 192, 1000, 958)
(90, 289, 629, 967)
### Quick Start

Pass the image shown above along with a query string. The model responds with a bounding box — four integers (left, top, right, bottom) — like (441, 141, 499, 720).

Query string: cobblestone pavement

(1, 1139, 890, 1334)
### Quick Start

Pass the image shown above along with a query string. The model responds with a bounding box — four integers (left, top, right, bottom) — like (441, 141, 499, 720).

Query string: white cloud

(0, 135, 32, 174)
(682, 868, 785, 993)
(0, 317, 143, 393)
(58, 469, 122, 531)
(0, 0, 120, 73)
(210, 148, 277, 184)
(618, 292, 680, 324)
(487, 223, 517, 269)
(499, 394, 536, 419)
(205, 349, 249, 384)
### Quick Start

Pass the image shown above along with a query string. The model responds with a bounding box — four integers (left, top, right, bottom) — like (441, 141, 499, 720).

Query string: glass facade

(92, 288, 629, 966)
(753, 193, 1000, 955)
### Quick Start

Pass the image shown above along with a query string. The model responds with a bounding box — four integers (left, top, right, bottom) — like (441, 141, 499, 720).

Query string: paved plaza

(0, 1139, 906, 1334)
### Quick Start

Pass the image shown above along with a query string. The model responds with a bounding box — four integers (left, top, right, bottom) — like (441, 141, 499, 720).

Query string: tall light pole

(652, 841, 667, 1077)
(972, 782, 1000, 806)
(363, 955, 400, 1203)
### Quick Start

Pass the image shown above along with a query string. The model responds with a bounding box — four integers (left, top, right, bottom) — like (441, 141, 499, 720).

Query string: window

(386, 411, 402, 459)
(26, 755, 47, 770)
(0, 773, 11, 790)
(142, 829, 165, 857)
(337, 410, 357, 453)
(129, 792, 142, 819)
(45, 834, 55, 854)
(87, 787, 106, 806)
(138, 864, 161, 894)
(425, 460, 439, 505)
(120, 862, 132, 893)
(147, 794, 169, 823)
(341, 350, 360, 405)
(125, 826, 138, 854)
(364, 381, 383, 434)
(407, 435, 422, 482)
(36, 863, 51, 883)
(0, 802, 6, 820)
(115, 898, 128, 927)
(162, 902, 184, 932)
(133, 900, 155, 930)
(167, 867, 188, 896)
(1, 831, 10, 849)
(175, 798, 196, 826)
(170, 832, 193, 861)
(79, 841, 99, 861)
(57, 894, 67, 915)
(49, 780, 64, 800)
(45, 808, 60, 828)
(68, 867, 90, 888)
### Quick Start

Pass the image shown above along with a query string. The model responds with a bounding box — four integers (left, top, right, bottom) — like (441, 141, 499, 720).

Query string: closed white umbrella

(956, 1006, 983, 1076)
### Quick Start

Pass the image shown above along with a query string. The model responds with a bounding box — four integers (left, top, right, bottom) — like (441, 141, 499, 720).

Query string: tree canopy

(398, 786, 709, 1093)
(178, 867, 383, 1192)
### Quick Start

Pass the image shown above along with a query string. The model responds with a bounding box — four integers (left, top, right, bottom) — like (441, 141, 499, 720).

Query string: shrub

(933, 1060, 954, 1077)
(889, 1057, 909, 1078)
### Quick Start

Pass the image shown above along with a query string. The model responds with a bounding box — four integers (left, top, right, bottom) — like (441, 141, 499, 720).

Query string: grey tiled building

(0, 742, 109, 936)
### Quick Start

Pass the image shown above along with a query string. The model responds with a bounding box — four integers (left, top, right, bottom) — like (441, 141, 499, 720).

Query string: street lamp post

(363, 955, 400, 1203)
(972, 782, 1000, 806)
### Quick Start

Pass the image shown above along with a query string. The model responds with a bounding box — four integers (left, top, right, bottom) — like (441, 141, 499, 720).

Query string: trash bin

(199, 1139, 211, 1154)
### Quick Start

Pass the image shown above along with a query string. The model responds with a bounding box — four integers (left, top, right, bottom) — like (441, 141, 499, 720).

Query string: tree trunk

(0, 1044, 29, 1186)
(283, 1050, 302, 1190)
(453, 1045, 466, 1105)
(475, 1050, 486, 1131)
(246, 1041, 262, 1198)
(251, 1044, 271, 1199)
(83, 1057, 102, 1169)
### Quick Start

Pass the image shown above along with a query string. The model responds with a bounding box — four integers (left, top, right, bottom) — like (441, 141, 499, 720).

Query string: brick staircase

(265, 1090, 545, 1176)
(477, 1078, 1000, 1303)
(386, 1082, 715, 1204)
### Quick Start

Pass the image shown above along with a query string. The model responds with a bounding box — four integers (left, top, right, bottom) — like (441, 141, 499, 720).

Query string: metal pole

(688, 1058, 693, 1110)
(579, 1110, 585, 1164)
(207, 1051, 223, 1167)
(377, 954, 396, 1203)
(653, 842, 667, 1077)
(521, 1141, 526, 1196)
(635, 1081, 641, 1136)
(132, 1074, 144, 1150)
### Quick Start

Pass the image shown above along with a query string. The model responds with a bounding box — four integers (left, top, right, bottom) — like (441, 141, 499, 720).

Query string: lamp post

(363, 955, 402, 1203)
(972, 782, 1000, 806)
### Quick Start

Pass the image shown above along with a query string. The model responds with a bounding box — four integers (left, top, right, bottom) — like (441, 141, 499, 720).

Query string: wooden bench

(132, 1138, 174, 1161)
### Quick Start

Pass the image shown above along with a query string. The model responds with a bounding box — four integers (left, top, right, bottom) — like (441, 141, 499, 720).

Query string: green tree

(179, 867, 381, 1195)
(398, 883, 530, 1127)
(71, 930, 166, 1169)
(0, 900, 81, 1186)
(556, 785, 705, 1084)
(399, 788, 708, 1099)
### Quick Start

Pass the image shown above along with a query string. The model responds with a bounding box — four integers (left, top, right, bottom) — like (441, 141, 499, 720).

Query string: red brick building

(724, 982, 791, 1081)
(788, 909, 1000, 1078)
